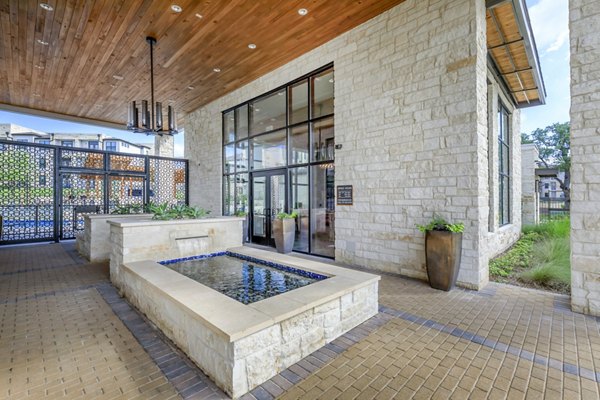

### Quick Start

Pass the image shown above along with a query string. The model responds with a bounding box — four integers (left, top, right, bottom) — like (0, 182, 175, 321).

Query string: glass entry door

(251, 170, 287, 247)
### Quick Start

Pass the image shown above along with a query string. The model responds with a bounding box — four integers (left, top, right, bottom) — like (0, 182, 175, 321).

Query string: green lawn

(490, 218, 570, 294)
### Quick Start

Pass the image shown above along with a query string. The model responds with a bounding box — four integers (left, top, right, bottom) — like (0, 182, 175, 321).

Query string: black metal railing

(539, 197, 569, 222)
(0, 140, 189, 244)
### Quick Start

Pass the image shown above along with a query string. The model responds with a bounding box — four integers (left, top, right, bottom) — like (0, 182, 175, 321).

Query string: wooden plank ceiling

(486, 1, 544, 107)
(0, 0, 404, 128)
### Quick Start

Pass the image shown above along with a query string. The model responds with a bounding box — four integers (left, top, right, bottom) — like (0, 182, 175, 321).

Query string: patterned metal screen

(0, 140, 188, 244)
(0, 142, 55, 242)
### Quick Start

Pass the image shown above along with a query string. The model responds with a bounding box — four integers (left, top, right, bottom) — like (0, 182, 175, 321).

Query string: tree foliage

(522, 122, 571, 204)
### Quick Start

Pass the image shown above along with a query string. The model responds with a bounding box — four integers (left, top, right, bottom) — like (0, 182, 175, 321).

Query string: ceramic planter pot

(425, 231, 462, 291)
(273, 218, 295, 253)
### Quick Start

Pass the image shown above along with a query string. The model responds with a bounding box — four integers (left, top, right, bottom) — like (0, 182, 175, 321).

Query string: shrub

(489, 232, 540, 278)
(522, 217, 569, 238)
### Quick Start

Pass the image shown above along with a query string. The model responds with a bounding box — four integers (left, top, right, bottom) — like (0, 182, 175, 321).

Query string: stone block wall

(570, 0, 600, 316)
(521, 144, 539, 225)
(185, 0, 522, 289)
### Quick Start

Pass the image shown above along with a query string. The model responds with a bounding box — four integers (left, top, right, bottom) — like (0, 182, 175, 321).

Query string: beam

(0, 102, 126, 131)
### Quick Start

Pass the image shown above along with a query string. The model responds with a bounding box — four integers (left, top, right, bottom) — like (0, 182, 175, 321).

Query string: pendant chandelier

(126, 36, 177, 135)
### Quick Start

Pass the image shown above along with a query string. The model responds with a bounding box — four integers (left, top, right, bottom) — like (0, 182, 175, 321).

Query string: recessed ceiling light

(213, 68, 221, 73)
(248, 43, 256, 49)
(298, 8, 308, 16)
(112, 74, 124, 80)
(39, 3, 53, 11)
(187, 85, 195, 90)
(37, 39, 49, 46)
(110, 84, 117, 88)
(34, 64, 44, 69)
(171, 4, 182, 13)
(195, 13, 203, 19)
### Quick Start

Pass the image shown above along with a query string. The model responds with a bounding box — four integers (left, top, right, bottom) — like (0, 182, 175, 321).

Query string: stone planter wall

(77, 214, 153, 262)
(108, 217, 244, 289)
(119, 248, 379, 398)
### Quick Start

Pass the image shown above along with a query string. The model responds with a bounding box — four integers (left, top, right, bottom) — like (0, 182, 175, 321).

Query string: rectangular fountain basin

(160, 252, 327, 304)
(118, 246, 379, 398)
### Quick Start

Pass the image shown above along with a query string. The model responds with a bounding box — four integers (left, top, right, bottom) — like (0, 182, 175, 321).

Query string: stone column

(521, 144, 539, 225)
(154, 134, 174, 158)
(570, 0, 600, 315)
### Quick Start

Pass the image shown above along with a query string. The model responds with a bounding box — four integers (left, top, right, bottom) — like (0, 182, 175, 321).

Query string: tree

(523, 122, 571, 207)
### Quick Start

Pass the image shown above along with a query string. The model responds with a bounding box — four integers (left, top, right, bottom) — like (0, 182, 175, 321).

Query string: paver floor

(1, 242, 599, 399)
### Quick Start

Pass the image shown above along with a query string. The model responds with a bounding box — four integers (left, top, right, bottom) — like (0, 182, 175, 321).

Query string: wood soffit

(0, 0, 405, 127)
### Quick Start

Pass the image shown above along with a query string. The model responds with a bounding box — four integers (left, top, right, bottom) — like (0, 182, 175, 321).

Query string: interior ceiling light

(112, 74, 124, 80)
(126, 36, 178, 136)
(171, 4, 182, 13)
(187, 86, 195, 90)
(248, 43, 257, 49)
(34, 64, 45, 69)
(213, 68, 221, 72)
(37, 39, 49, 45)
(39, 3, 53, 11)
(195, 13, 203, 18)
(298, 8, 308, 16)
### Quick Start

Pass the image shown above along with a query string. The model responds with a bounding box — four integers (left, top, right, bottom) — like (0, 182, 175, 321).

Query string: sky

(0, 0, 568, 153)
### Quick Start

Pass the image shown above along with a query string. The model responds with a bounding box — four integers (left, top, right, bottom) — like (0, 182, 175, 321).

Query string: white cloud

(527, 0, 569, 54)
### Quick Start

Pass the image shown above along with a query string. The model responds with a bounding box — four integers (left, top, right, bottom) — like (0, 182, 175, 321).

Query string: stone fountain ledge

(108, 216, 245, 289)
(117, 246, 380, 398)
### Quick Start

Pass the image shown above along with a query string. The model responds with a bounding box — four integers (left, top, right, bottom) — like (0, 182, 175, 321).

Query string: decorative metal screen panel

(60, 173, 104, 239)
(0, 142, 55, 242)
(149, 157, 187, 206)
(108, 175, 145, 212)
(0, 140, 188, 245)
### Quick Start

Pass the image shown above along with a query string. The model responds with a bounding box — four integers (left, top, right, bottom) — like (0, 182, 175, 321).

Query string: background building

(1, 123, 152, 154)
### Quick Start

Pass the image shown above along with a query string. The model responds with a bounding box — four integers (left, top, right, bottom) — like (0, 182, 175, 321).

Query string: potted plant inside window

(273, 211, 297, 253)
(235, 210, 249, 242)
(417, 217, 465, 291)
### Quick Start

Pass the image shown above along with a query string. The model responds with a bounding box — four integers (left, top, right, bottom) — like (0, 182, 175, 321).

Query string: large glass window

(222, 65, 335, 257)
(311, 117, 334, 162)
(251, 130, 286, 170)
(312, 69, 334, 118)
(311, 165, 335, 257)
(498, 102, 510, 226)
(290, 167, 309, 252)
(289, 79, 308, 124)
(250, 90, 286, 136)
(289, 125, 309, 165)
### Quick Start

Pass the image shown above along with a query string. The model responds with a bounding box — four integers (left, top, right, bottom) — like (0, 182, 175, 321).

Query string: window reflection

(290, 167, 309, 252)
(224, 111, 235, 143)
(312, 69, 334, 118)
(311, 165, 335, 257)
(289, 125, 309, 165)
(311, 117, 334, 162)
(250, 90, 286, 135)
(251, 130, 286, 170)
(289, 80, 308, 124)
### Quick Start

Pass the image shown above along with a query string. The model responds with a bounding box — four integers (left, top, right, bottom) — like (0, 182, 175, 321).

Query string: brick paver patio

(1, 243, 599, 399)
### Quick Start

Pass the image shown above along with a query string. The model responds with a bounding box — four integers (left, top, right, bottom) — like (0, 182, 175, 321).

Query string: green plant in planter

(111, 204, 144, 215)
(276, 211, 298, 220)
(234, 210, 248, 217)
(416, 216, 464, 291)
(148, 202, 171, 220)
(186, 206, 210, 219)
(417, 217, 464, 233)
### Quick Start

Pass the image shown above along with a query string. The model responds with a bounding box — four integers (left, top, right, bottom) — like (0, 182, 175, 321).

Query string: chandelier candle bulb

(126, 36, 178, 135)
(156, 102, 163, 130)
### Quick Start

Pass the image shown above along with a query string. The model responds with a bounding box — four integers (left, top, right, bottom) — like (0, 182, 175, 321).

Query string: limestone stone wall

(185, 0, 523, 289)
(108, 217, 243, 288)
(77, 214, 153, 262)
(521, 144, 539, 225)
(570, 0, 600, 316)
(154, 134, 174, 158)
(119, 261, 378, 398)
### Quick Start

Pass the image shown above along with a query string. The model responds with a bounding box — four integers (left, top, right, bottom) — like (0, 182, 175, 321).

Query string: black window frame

(498, 101, 511, 226)
(221, 63, 335, 257)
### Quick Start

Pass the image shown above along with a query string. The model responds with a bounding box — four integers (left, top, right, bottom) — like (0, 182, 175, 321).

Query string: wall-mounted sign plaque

(337, 185, 353, 205)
